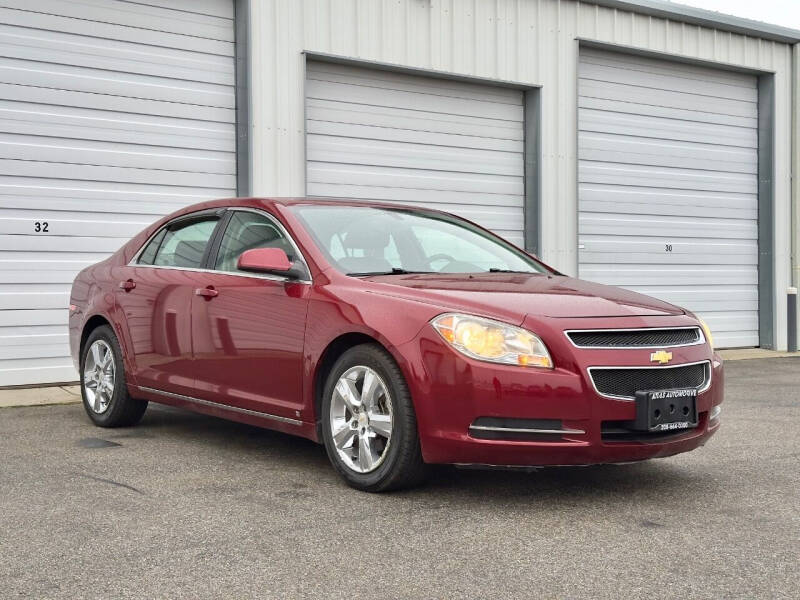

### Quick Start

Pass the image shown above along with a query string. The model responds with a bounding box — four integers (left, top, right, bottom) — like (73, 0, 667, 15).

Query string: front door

(189, 209, 310, 420)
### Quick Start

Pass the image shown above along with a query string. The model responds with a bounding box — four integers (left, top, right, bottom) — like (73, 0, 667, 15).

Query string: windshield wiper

(488, 268, 538, 273)
(347, 268, 434, 277)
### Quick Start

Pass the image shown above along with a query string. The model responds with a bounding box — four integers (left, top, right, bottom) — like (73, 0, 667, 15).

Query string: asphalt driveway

(1, 358, 798, 599)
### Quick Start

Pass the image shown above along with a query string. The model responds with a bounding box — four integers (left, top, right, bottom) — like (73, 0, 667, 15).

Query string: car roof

(183, 196, 451, 215)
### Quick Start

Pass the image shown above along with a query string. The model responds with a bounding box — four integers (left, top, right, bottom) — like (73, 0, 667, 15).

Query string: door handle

(195, 286, 219, 300)
(118, 279, 136, 292)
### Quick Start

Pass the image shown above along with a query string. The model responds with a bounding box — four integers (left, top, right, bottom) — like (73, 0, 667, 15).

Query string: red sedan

(69, 198, 722, 491)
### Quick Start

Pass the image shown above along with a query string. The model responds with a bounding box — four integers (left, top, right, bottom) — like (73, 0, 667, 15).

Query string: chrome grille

(567, 327, 702, 348)
(589, 362, 710, 400)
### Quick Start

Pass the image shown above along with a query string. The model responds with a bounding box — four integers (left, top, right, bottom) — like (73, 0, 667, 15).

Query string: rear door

(118, 211, 222, 396)
(189, 209, 311, 420)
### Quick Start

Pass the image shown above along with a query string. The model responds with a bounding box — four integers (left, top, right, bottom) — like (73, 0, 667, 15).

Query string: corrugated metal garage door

(578, 48, 759, 348)
(305, 61, 526, 248)
(0, 0, 236, 386)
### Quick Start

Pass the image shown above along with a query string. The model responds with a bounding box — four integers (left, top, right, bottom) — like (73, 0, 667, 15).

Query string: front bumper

(400, 315, 723, 467)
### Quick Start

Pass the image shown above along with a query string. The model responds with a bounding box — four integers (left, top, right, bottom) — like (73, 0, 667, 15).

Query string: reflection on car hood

(361, 273, 684, 322)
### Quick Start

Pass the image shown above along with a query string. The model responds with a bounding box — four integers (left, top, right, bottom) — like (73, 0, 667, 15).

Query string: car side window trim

(131, 208, 223, 266)
(128, 207, 312, 285)
(200, 210, 232, 270)
(203, 207, 312, 283)
(137, 228, 167, 266)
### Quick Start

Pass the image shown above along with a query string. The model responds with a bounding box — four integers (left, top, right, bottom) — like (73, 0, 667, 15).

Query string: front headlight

(698, 318, 714, 349)
(431, 313, 553, 368)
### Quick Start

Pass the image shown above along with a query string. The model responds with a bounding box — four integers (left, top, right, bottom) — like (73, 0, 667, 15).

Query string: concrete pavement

(0, 384, 80, 408)
(0, 357, 798, 598)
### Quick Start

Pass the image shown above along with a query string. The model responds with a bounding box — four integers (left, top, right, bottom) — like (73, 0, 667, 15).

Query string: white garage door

(0, 0, 236, 386)
(305, 61, 526, 248)
(578, 48, 759, 348)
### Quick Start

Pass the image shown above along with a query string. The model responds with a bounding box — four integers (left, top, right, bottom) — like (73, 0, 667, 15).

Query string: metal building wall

(577, 47, 760, 348)
(0, 0, 237, 385)
(304, 60, 527, 246)
(248, 0, 794, 349)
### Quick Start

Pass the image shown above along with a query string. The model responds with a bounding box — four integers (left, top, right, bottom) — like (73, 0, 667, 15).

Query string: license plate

(633, 389, 698, 432)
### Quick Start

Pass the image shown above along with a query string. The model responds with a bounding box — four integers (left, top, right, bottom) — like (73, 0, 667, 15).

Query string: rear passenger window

(149, 218, 219, 269)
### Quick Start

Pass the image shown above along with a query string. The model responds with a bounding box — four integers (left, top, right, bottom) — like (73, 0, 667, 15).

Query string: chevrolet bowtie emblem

(650, 350, 673, 364)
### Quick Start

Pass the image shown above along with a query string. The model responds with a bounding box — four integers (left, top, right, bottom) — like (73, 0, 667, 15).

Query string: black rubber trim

(202, 209, 232, 270)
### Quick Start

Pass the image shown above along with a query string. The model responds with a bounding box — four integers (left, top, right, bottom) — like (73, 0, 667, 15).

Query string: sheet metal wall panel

(578, 47, 759, 348)
(1, 0, 235, 42)
(250, 0, 793, 350)
(305, 61, 526, 246)
(0, 0, 236, 386)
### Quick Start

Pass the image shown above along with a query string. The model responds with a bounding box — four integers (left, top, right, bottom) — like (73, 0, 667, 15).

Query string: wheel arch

(79, 314, 113, 363)
(312, 332, 399, 441)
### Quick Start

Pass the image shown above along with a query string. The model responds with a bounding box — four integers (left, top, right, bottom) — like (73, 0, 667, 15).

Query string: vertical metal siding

(0, 0, 236, 385)
(250, 0, 793, 349)
(304, 60, 526, 245)
(577, 47, 759, 348)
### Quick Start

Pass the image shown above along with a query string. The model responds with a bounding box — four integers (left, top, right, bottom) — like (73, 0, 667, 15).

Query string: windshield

(290, 205, 550, 276)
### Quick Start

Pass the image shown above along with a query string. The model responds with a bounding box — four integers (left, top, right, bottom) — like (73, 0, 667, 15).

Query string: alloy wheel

(329, 366, 394, 474)
(83, 340, 116, 414)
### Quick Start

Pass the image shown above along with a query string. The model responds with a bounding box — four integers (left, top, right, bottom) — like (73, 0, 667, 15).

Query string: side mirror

(237, 248, 306, 279)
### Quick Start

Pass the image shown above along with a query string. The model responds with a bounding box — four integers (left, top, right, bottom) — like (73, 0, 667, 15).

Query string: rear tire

(321, 343, 427, 492)
(80, 325, 147, 427)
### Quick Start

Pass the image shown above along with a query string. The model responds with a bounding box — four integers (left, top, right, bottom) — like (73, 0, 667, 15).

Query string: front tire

(80, 325, 147, 427)
(321, 344, 427, 492)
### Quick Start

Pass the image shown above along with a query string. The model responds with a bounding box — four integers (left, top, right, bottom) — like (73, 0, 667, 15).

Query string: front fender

(302, 284, 449, 430)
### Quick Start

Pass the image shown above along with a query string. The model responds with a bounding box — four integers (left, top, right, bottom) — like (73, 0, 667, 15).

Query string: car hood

(361, 273, 683, 323)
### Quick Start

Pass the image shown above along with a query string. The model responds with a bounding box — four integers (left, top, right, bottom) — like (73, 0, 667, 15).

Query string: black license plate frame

(633, 389, 698, 432)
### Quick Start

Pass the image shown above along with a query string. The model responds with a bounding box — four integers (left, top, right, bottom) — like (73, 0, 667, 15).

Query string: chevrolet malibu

(69, 198, 722, 491)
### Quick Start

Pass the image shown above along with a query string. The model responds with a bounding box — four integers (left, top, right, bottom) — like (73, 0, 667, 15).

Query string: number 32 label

(34, 221, 49, 233)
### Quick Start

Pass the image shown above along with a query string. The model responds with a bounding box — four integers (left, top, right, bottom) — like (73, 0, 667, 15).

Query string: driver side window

(214, 211, 296, 273)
